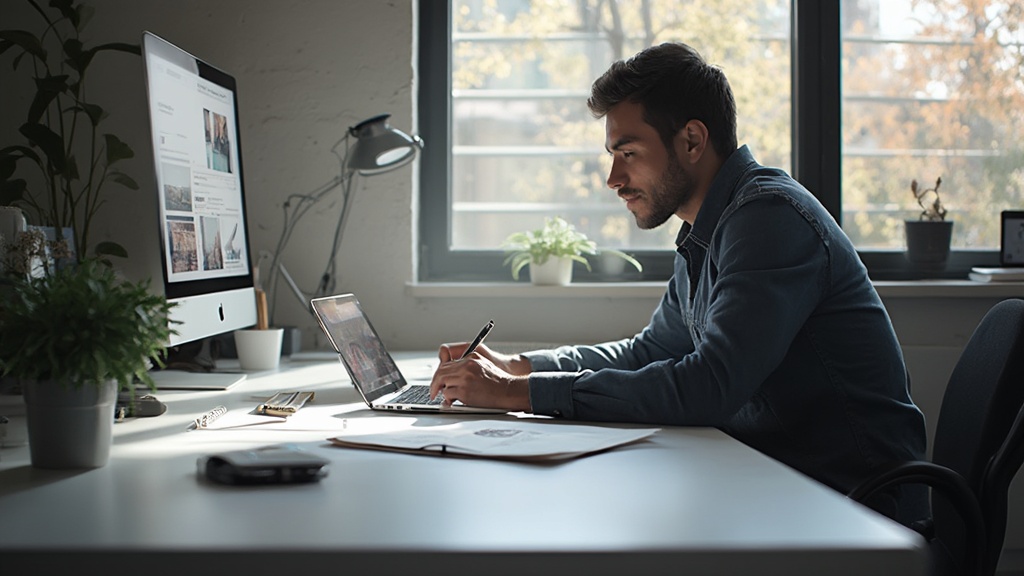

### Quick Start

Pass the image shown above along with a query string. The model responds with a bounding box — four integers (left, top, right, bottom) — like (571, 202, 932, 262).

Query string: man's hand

(436, 342, 532, 375)
(430, 343, 532, 411)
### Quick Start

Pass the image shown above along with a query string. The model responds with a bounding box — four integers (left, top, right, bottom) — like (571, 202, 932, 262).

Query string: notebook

(310, 294, 505, 414)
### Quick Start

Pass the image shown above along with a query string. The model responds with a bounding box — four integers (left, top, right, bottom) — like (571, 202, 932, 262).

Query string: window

(419, 0, 791, 281)
(840, 0, 1021, 277)
(420, 0, 1013, 282)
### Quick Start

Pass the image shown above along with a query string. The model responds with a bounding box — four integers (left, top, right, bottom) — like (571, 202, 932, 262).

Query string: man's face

(604, 100, 695, 229)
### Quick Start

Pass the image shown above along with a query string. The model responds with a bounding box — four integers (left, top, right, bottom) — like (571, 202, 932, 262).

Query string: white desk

(0, 352, 927, 576)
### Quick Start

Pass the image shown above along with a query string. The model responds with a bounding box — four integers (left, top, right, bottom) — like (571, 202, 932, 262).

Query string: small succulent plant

(911, 177, 947, 221)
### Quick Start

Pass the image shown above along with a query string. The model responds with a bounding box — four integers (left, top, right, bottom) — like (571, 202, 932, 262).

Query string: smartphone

(197, 444, 329, 485)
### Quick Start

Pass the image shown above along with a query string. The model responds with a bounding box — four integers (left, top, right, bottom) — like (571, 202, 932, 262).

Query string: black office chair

(848, 297, 1024, 576)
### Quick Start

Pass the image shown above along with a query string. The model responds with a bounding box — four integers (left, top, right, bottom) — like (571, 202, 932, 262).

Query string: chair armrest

(980, 406, 1024, 574)
(848, 460, 985, 575)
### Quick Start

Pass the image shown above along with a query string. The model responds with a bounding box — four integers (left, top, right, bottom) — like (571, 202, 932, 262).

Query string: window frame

(418, 0, 1000, 283)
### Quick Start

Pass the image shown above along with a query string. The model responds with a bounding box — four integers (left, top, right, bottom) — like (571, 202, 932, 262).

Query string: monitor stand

(146, 370, 246, 391)
(144, 337, 248, 391)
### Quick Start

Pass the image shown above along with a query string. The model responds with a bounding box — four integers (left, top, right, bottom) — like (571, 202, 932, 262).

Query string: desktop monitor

(141, 32, 257, 383)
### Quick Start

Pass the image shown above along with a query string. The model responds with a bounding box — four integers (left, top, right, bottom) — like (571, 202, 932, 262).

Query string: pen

(460, 319, 494, 359)
(186, 405, 228, 431)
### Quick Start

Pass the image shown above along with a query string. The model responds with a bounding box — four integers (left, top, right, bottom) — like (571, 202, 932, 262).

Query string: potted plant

(0, 0, 141, 261)
(502, 216, 642, 285)
(905, 176, 953, 271)
(0, 230, 174, 469)
(0, 0, 168, 469)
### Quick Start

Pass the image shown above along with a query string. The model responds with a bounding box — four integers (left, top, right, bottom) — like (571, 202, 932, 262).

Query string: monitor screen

(142, 32, 256, 347)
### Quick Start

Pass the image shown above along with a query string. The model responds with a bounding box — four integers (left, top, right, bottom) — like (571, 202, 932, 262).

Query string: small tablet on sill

(1001, 210, 1024, 266)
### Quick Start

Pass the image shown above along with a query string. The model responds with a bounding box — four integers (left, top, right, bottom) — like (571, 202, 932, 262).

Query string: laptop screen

(311, 295, 404, 400)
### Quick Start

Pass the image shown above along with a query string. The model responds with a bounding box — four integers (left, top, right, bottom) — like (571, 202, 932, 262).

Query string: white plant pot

(530, 258, 573, 286)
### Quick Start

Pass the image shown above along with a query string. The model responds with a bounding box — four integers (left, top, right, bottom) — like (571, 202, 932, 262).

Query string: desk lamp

(265, 114, 423, 322)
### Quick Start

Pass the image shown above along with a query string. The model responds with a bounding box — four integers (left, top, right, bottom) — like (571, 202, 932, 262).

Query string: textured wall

(0, 0, 662, 353)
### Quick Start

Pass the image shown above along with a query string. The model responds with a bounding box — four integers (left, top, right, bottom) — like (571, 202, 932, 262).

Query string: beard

(626, 154, 695, 230)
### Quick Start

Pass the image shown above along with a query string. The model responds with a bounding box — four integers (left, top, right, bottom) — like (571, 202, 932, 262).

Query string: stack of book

(969, 267, 1024, 282)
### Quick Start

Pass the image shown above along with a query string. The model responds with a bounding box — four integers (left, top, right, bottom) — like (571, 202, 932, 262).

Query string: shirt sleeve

(526, 197, 828, 425)
(523, 276, 692, 373)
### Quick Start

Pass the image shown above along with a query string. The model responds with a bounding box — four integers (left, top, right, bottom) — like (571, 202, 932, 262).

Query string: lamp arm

(316, 170, 358, 297)
(263, 118, 421, 321)
(265, 175, 344, 323)
(266, 133, 352, 324)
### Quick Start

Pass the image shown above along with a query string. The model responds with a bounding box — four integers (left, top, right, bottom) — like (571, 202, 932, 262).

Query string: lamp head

(346, 114, 423, 176)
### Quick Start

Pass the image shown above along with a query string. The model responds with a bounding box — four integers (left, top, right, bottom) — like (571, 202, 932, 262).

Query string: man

(430, 42, 927, 524)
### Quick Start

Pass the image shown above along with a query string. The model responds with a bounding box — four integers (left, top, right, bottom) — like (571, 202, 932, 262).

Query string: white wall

(2, 1, 1022, 572)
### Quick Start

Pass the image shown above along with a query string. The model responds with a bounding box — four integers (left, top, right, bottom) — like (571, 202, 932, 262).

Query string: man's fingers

(429, 363, 451, 399)
(437, 344, 456, 363)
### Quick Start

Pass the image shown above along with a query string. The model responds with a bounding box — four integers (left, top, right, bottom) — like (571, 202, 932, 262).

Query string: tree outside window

(422, 0, 1019, 282)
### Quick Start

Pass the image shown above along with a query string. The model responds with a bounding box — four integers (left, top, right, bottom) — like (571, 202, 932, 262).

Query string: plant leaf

(50, 0, 79, 28)
(0, 150, 18, 179)
(12, 49, 28, 70)
(103, 133, 134, 165)
(0, 178, 28, 205)
(75, 2, 95, 31)
(598, 248, 643, 273)
(107, 170, 138, 190)
(92, 42, 141, 56)
(28, 75, 70, 124)
(568, 254, 592, 270)
(68, 102, 106, 127)
(1, 144, 43, 165)
(65, 153, 79, 181)
(94, 241, 128, 259)
(20, 122, 66, 173)
(63, 38, 92, 73)
(0, 30, 46, 61)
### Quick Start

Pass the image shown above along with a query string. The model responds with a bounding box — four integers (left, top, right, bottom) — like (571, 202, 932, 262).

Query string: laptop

(310, 294, 505, 413)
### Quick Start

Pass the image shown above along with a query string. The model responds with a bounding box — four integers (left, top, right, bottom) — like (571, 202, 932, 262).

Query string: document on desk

(328, 420, 659, 462)
(195, 405, 351, 431)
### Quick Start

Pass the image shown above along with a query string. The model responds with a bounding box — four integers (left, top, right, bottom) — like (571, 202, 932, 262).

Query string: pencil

(255, 288, 269, 330)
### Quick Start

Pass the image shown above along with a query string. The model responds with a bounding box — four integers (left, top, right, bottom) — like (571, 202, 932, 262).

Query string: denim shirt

(526, 146, 927, 522)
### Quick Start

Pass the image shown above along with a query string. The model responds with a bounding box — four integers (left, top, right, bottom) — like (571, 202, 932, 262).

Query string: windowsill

(407, 280, 1024, 299)
(407, 281, 667, 299)
(871, 280, 1024, 298)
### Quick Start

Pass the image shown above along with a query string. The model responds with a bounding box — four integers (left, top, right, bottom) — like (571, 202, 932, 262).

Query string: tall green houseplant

(0, 0, 170, 470)
(0, 0, 140, 261)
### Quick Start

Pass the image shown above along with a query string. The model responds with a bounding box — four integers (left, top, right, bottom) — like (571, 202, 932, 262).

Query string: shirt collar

(675, 145, 756, 250)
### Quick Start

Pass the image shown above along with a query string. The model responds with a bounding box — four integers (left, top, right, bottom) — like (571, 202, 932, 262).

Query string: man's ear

(673, 119, 710, 164)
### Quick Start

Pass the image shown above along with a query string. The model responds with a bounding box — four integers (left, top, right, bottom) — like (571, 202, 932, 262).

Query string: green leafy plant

(501, 216, 642, 281)
(0, 252, 175, 391)
(0, 0, 141, 262)
(911, 176, 947, 221)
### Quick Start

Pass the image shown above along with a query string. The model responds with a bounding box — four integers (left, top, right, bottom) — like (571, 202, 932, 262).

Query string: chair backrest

(931, 298, 1024, 574)
(981, 399, 1024, 574)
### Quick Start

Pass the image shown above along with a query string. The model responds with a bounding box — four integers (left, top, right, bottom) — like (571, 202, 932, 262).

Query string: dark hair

(587, 42, 737, 159)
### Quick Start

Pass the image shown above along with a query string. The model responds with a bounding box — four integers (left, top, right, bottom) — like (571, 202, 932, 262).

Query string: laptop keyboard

(390, 385, 444, 406)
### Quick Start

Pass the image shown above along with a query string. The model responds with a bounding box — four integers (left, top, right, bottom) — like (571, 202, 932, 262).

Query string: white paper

(329, 419, 659, 461)
(195, 405, 353, 431)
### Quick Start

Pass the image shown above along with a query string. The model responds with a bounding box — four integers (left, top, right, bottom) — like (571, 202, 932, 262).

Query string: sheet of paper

(329, 419, 659, 461)
(196, 405, 353, 431)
